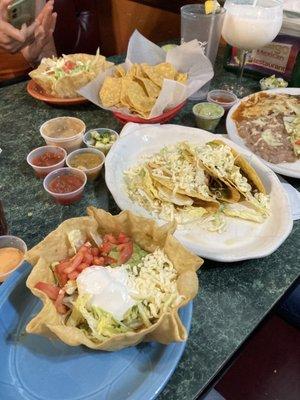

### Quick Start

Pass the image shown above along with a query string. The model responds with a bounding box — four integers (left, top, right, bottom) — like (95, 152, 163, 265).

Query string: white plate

(226, 88, 300, 179)
(105, 123, 293, 262)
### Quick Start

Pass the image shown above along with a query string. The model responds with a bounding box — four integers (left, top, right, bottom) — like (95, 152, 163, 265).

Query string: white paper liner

(78, 30, 214, 119)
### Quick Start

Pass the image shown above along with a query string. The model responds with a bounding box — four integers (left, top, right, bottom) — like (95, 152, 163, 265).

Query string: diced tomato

(68, 270, 79, 280)
(64, 253, 84, 274)
(78, 242, 92, 254)
(118, 241, 133, 264)
(77, 262, 89, 271)
(91, 247, 99, 256)
(83, 253, 94, 265)
(118, 232, 130, 244)
(54, 290, 68, 314)
(56, 261, 71, 274)
(35, 282, 60, 300)
(99, 241, 113, 254)
(103, 234, 118, 244)
(62, 60, 76, 72)
(295, 139, 300, 145)
(103, 256, 117, 266)
(57, 272, 68, 287)
(93, 256, 105, 266)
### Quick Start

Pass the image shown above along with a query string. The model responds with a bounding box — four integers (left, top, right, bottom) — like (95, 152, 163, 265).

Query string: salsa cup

(40, 117, 86, 154)
(207, 90, 238, 111)
(26, 146, 67, 179)
(0, 235, 27, 282)
(43, 167, 87, 205)
(66, 148, 105, 181)
(83, 128, 119, 155)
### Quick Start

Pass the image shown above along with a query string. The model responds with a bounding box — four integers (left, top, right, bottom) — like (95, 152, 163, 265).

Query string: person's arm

(21, 0, 57, 66)
(0, 0, 37, 53)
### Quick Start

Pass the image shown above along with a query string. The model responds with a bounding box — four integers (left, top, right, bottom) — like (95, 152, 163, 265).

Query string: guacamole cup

(193, 102, 225, 132)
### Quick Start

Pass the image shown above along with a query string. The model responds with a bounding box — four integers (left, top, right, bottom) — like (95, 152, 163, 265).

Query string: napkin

(278, 176, 300, 221)
(78, 30, 214, 118)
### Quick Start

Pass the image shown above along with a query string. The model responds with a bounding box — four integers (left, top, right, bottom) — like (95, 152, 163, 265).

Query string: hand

(0, 0, 37, 53)
(21, 1, 57, 65)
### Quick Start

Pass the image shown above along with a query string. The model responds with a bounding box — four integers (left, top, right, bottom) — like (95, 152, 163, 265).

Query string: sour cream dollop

(76, 266, 136, 321)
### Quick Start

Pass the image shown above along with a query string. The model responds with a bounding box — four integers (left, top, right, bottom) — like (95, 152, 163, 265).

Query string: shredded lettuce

(73, 295, 132, 339)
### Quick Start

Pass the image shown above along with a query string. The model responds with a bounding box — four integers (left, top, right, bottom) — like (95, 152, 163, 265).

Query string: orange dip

(0, 247, 24, 276)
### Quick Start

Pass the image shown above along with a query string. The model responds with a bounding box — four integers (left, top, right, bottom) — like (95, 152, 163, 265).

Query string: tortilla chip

(26, 208, 202, 351)
(115, 65, 126, 77)
(176, 72, 188, 84)
(99, 76, 122, 107)
(134, 76, 161, 98)
(127, 81, 155, 113)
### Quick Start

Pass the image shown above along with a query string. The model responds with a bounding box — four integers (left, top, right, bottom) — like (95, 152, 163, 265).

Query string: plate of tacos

(226, 88, 300, 178)
(105, 124, 293, 262)
(0, 207, 201, 399)
(27, 52, 113, 105)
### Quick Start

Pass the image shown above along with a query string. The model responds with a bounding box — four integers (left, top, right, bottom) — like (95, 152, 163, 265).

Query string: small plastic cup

(26, 146, 67, 179)
(43, 167, 87, 205)
(259, 76, 288, 91)
(207, 90, 238, 111)
(0, 235, 27, 282)
(66, 148, 105, 181)
(83, 128, 118, 155)
(40, 117, 86, 154)
(192, 102, 225, 132)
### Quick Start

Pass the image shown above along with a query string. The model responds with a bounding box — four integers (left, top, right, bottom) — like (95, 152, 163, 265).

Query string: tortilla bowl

(25, 208, 202, 351)
(29, 53, 113, 99)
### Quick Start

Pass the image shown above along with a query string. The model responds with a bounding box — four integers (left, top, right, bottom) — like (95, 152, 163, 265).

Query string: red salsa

(32, 151, 64, 167)
(211, 95, 233, 104)
(49, 175, 84, 194)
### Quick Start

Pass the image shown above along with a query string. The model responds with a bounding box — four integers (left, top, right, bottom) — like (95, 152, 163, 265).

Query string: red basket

(112, 101, 186, 125)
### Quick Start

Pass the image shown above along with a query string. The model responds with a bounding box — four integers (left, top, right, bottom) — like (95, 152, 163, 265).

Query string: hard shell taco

(26, 208, 202, 351)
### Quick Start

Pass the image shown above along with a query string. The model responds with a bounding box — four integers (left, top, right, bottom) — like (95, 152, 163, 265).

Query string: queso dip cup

(0, 235, 27, 282)
(40, 117, 86, 153)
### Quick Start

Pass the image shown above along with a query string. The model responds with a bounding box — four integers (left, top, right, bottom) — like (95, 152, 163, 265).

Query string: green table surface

(0, 49, 299, 400)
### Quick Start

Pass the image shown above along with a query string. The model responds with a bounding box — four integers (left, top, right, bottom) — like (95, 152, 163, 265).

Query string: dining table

(0, 46, 300, 400)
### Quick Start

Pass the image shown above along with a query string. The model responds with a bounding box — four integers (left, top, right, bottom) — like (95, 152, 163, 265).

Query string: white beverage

(222, 4, 283, 50)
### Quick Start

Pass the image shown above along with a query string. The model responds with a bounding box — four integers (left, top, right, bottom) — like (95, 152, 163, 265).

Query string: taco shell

(208, 140, 266, 194)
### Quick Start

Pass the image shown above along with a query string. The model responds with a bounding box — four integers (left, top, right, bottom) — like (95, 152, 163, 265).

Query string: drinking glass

(222, 0, 283, 97)
(181, 4, 226, 100)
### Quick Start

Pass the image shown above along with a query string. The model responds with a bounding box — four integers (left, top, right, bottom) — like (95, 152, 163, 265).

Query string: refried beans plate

(226, 88, 300, 179)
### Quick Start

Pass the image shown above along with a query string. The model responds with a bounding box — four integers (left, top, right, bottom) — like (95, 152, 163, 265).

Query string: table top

(0, 50, 299, 400)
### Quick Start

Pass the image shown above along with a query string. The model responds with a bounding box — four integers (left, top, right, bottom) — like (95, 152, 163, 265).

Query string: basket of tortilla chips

(29, 52, 113, 98)
(26, 207, 202, 351)
(77, 30, 214, 123)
